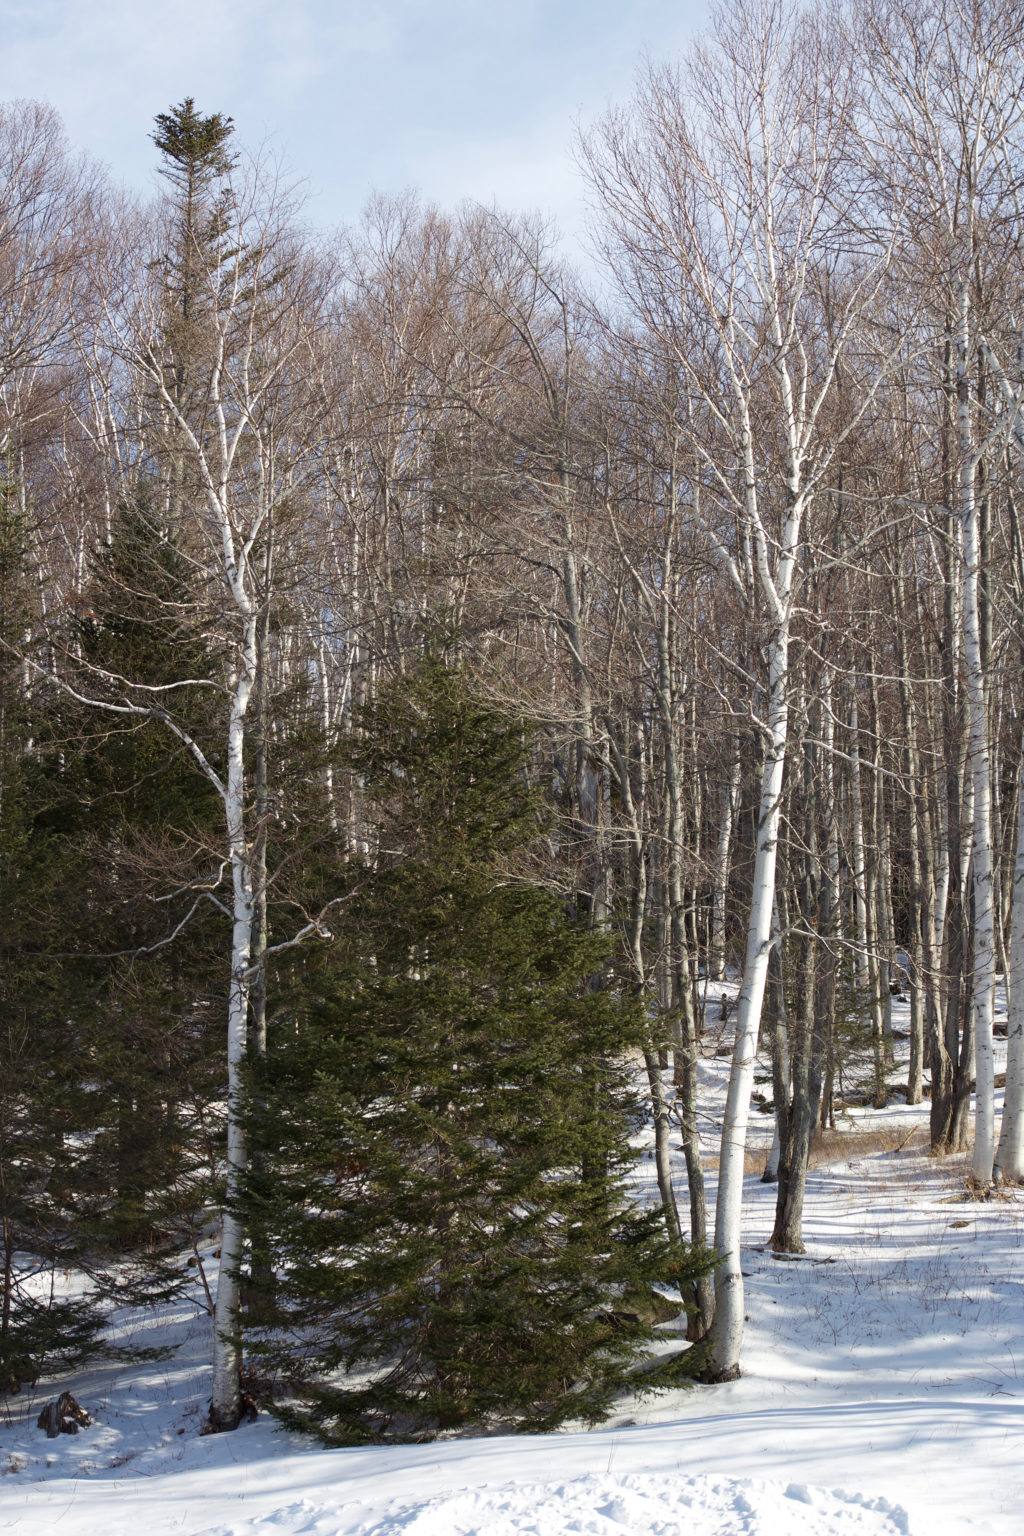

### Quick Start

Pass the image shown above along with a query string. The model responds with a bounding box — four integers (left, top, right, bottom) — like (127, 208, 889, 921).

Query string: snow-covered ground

(3, 988, 1023, 1535)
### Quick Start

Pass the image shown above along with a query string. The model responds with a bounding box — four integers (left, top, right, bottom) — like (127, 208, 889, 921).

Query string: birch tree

(863, 0, 1024, 1183)
(79, 130, 338, 1429)
(584, 0, 904, 1375)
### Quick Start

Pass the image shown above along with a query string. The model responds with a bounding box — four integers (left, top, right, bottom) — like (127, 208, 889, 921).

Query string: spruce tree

(63, 494, 226, 1250)
(17, 491, 226, 1270)
(150, 97, 237, 521)
(245, 659, 711, 1443)
(0, 476, 107, 1392)
(152, 97, 235, 196)
(151, 97, 235, 367)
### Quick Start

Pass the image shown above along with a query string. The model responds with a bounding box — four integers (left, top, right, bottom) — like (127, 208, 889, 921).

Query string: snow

(3, 989, 1023, 1536)
(356, 1475, 911, 1535)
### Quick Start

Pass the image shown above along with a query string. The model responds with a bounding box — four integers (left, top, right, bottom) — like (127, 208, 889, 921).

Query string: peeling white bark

(958, 285, 997, 1187)
(996, 739, 1024, 1182)
(710, 747, 741, 983)
(707, 617, 792, 1378)
(209, 633, 257, 1430)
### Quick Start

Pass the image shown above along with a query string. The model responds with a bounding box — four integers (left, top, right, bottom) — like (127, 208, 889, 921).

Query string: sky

(0, 0, 708, 254)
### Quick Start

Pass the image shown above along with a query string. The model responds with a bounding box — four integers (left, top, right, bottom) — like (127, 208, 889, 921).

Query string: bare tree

(65, 147, 339, 1430)
(862, 0, 1024, 1184)
(583, 0, 905, 1375)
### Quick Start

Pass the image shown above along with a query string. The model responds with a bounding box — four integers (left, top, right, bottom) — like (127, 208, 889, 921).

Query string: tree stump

(36, 1393, 91, 1438)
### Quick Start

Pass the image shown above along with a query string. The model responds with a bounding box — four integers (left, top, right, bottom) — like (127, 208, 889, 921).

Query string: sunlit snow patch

(360, 1474, 911, 1536)
(191, 1471, 911, 1536)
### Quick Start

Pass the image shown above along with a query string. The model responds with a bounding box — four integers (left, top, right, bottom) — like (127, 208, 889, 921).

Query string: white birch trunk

(581, 0, 902, 1376)
(209, 618, 257, 1430)
(849, 695, 870, 991)
(958, 285, 997, 1186)
(706, 624, 790, 1378)
(710, 746, 742, 982)
(763, 901, 788, 1186)
(995, 738, 1024, 1181)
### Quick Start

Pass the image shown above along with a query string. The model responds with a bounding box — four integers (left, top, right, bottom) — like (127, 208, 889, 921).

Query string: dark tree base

(37, 1393, 91, 1438)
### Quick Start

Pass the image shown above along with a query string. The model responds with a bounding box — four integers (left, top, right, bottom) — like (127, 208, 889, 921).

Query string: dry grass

(940, 1168, 1021, 1203)
(809, 1123, 928, 1164)
(699, 1147, 768, 1176)
(699, 1122, 928, 1175)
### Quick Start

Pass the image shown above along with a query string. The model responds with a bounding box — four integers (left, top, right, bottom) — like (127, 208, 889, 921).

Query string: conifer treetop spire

(150, 98, 239, 416)
(151, 98, 236, 188)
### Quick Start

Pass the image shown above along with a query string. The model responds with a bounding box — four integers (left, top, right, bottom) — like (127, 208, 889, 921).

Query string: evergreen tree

(151, 97, 236, 365)
(8, 490, 226, 1277)
(244, 659, 711, 1443)
(152, 97, 235, 200)
(62, 493, 226, 1250)
(0, 475, 107, 1392)
(150, 97, 237, 518)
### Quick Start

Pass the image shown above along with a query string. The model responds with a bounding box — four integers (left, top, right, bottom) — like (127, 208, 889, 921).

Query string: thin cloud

(0, 0, 705, 250)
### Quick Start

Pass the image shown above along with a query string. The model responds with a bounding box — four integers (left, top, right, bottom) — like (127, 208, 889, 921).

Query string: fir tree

(151, 97, 236, 355)
(244, 659, 711, 1443)
(152, 98, 235, 195)
(0, 478, 239, 1396)
(150, 97, 237, 510)
(19, 491, 226, 1265)
(0, 475, 106, 1392)
(64, 493, 226, 1250)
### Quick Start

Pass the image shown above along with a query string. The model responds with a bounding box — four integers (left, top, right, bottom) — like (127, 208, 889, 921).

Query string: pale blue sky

(1, 0, 707, 248)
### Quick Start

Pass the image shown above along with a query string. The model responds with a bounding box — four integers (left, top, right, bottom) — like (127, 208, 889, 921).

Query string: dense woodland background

(4, 0, 1024, 1440)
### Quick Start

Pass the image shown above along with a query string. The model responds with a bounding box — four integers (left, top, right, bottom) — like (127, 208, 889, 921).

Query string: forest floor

(2, 985, 1023, 1535)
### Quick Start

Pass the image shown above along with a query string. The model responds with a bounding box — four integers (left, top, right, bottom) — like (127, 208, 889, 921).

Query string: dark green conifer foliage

(65, 495, 226, 1250)
(14, 492, 227, 1275)
(152, 98, 235, 188)
(0, 477, 106, 1392)
(151, 99, 236, 300)
(245, 660, 711, 1443)
(151, 98, 236, 440)
(0, 478, 234, 1395)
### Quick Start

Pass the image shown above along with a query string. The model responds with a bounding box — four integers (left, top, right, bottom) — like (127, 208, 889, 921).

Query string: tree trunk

(959, 282, 997, 1185)
(705, 621, 790, 1380)
(209, 630, 257, 1433)
(996, 734, 1024, 1181)
(895, 571, 926, 1105)
(763, 918, 788, 1186)
(710, 743, 741, 983)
